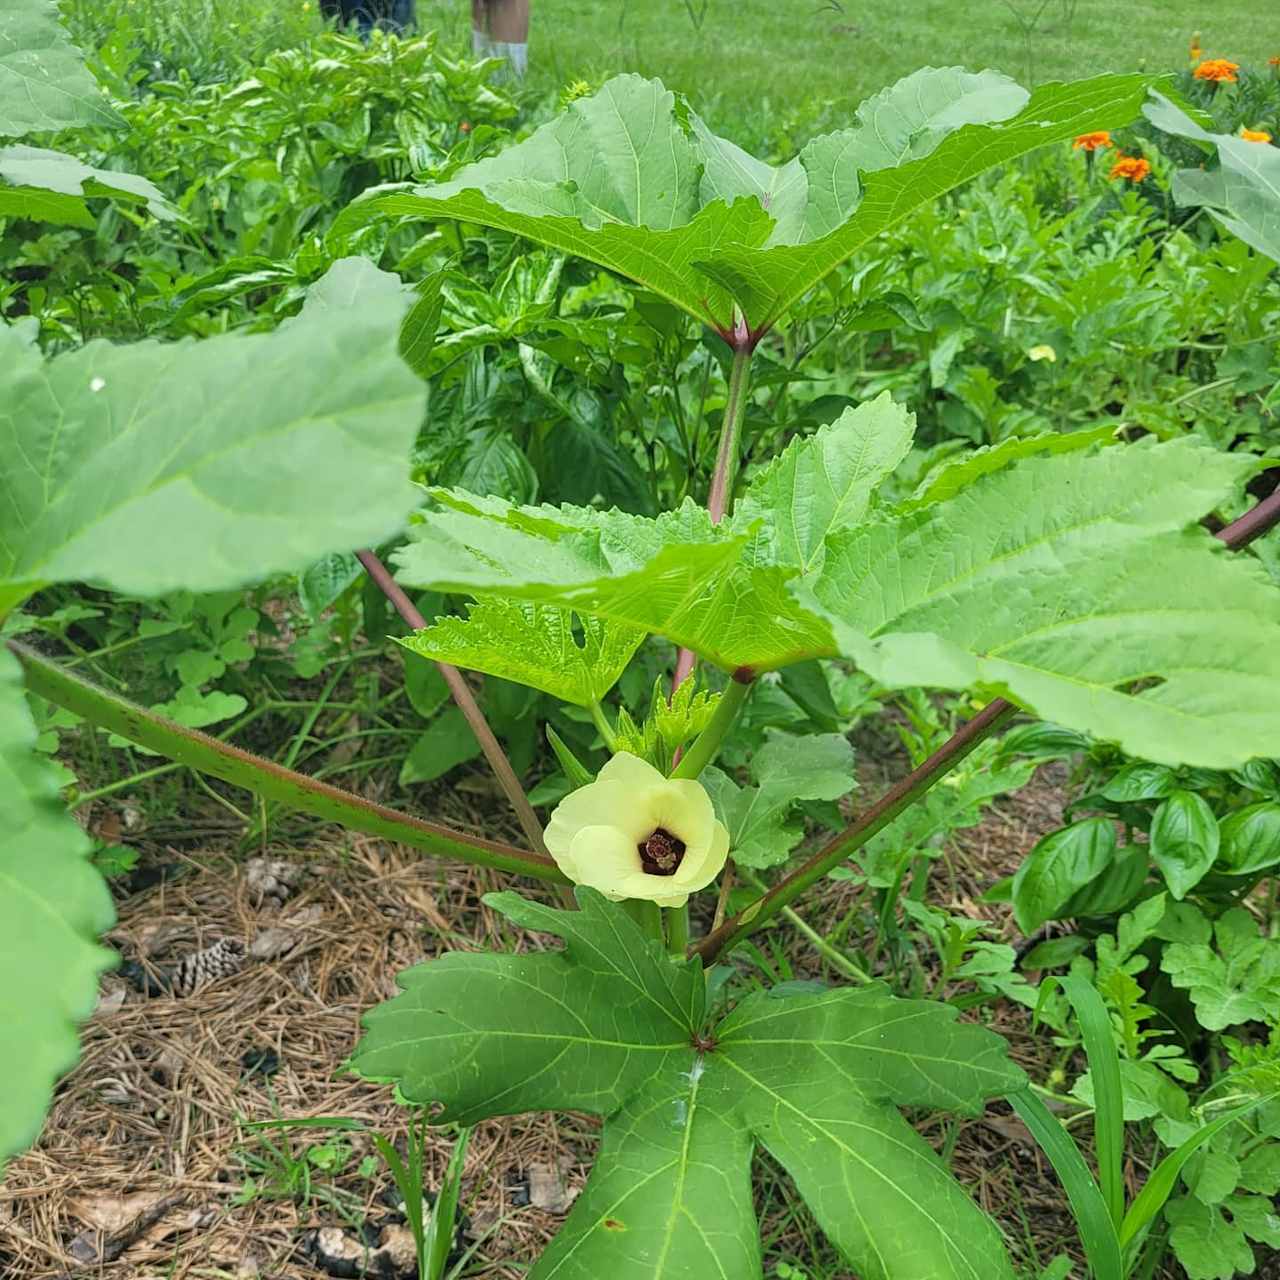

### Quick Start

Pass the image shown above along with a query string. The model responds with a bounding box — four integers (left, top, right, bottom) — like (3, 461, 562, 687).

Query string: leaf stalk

(355, 549, 547, 854)
(670, 673, 753, 780)
(11, 642, 564, 884)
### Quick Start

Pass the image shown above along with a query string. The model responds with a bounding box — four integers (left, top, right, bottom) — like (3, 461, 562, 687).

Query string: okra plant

(4, 4, 1280, 1274)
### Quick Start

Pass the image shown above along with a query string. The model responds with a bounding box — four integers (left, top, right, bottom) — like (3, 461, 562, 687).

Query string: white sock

(491, 39, 527, 78)
(472, 28, 495, 58)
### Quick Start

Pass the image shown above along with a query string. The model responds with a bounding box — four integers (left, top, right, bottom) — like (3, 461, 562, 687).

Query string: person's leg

(486, 0, 528, 43)
(389, 0, 415, 32)
(472, 0, 529, 77)
(472, 0, 494, 58)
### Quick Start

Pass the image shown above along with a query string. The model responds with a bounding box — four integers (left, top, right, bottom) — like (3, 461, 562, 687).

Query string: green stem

(61, 624, 192, 667)
(665, 903, 689, 957)
(12, 641, 565, 884)
(670, 674, 753, 780)
(70, 760, 183, 805)
(282, 659, 351, 771)
(629, 898, 663, 944)
(696, 699, 1017, 962)
(589, 700, 618, 752)
(705, 342, 753, 522)
(739, 869, 871, 983)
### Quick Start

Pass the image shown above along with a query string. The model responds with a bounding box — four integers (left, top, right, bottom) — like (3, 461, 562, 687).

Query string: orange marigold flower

(1241, 127, 1272, 142)
(1109, 154, 1152, 182)
(1269, 55, 1280, 67)
(1072, 130, 1113, 151)
(1194, 58, 1240, 83)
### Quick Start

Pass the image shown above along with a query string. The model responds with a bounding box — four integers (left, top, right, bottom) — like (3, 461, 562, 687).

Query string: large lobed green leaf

(400, 599, 644, 707)
(353, 889, 1024, 1280)
(1145, 92, 1280, 266)
(0, 0, 123, 137)
(338, 69, 1153, 334)
(0, 258, 424, 611)
(0, 260, 428, 1161)
(392, 490, 833, 672)
(406, 406, 1280, 768)
(392, 397, 914, 672)
(0, 645, 115, 1163)
(0, 143, 175, 226)
(802, 438, 1280, 769)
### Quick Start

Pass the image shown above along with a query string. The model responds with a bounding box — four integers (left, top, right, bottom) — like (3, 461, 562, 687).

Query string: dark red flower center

(638, 827, 686, 876)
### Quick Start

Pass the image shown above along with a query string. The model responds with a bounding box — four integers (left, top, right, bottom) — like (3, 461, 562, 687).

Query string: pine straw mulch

(1, 751, 1180, 1279)
(0, 837, 583, 1278)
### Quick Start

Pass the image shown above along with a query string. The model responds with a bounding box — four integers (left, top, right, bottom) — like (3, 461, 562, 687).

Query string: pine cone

(171, 938, 246, 997)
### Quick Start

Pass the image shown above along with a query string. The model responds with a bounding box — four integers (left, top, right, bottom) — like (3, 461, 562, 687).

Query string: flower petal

(646, 779, 716, 848)
(597, 751, 667, 790)
(567, 824, 644, 899)
(673, 816, 730, 891)
(544, 778, 636, 865)
(611, 867, 689, 908)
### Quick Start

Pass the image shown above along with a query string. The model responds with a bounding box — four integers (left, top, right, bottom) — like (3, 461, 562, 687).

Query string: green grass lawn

(420, 0, 1280, 147)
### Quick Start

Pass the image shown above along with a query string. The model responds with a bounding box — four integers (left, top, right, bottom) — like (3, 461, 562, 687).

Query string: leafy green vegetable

(1150, 790, 1220, 899)
(0, 0, 123, 137)
(0, 143, 175, 226)
(901, 426, 1117, 512)
(732, 392, 912, 572)
(1099, 762, 1178, 803)
(408, 430, 1280, 768)
(702, 729, 853, 868)
(1146, 92, 1280, 266)
(1166, 1192, 1280, 1280)
(1012, 818, 1117, 933)
(1162, 909, 1280, 1031)
(806, 439, 1280, 768)
(0, 645, 115, 1162)
(340, 69, 1153, 334)
(0, 258, 423, 611)
(401, 600, 643, 707)
(354, 889, 1024, 1280)
(393, 493, 831, 671)
(1216, 803, 1280, 876)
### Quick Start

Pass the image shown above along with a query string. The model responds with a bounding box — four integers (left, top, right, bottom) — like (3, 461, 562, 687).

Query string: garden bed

(4, 758, 1121, 1279)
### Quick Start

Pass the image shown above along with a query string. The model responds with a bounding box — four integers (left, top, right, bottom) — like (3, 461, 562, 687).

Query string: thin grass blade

(1009, 1087, 1123, 1280)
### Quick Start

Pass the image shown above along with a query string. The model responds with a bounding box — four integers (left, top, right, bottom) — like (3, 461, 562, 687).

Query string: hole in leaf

(1116, 675, 1167, 696)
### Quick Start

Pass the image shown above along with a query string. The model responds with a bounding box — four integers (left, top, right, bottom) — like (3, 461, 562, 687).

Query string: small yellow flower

(1241, 127, 1273, 143)
(544, 753, 729, 907)
(1028, 344, 1057, 363)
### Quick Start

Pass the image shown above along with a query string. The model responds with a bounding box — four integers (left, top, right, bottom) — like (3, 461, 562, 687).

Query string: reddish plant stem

(1218, 485, 1280, 551)
(695, 482, 1280, 963)
(356, 549, 547, 854)
(672, 340, 755, 692)
(696, 699, 1017, 962)
(14, 641, 561, 882)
